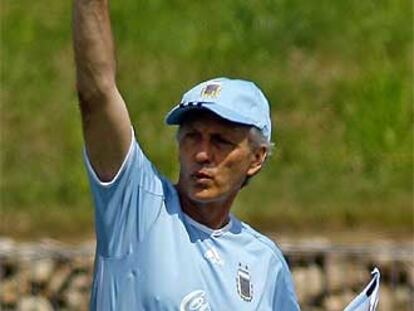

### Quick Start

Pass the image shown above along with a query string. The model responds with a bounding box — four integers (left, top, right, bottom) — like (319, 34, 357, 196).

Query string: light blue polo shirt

(85, 133, 300, 311)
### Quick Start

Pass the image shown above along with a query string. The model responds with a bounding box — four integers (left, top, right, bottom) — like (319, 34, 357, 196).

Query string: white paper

(343, 267, 380, 311)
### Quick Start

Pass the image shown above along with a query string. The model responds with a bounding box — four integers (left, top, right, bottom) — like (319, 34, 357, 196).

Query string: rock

(394, 286, 411, 309)
(63, 289, 89, 311)
(346, 261, 370, 290)
(46, 265, 72, 296)
(406, 263, 414, 289)
(306, 265, 324, 298)
(378, 285, 394, 311)
(0, 237, 16, 255)
(324, 293, 346, 311)
(0, 272, 32, 305)
(292, 265, 324, 304)
(1, 257, 18, 279)
(29, 258, 55, 284)
(68, 273, 91, 292)
(325, 254, 347, 293)
(72, 256, 94, 272)
(292, 267, 308, 304)
(0, 278, 19, 305)
(17, 296, 54, 311)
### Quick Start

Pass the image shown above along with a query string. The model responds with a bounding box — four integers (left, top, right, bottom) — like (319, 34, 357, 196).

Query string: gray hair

(247, 127, 274, 160)
(242, 127, 274, 187)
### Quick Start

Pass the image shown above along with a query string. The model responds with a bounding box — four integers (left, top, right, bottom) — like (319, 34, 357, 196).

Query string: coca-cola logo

(180, 290, 211, 311)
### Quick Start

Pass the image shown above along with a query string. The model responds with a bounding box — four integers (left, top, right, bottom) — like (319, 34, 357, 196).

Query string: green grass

(1, 0, 413, 239)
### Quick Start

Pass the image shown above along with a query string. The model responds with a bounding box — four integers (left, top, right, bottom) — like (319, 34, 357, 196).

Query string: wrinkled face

(177, 111, 265, 204)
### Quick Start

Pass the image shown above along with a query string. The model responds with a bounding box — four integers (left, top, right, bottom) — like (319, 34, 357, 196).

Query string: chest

(94, 213, 273, 310)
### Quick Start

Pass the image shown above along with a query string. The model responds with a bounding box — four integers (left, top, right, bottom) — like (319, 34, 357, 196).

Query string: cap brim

(165, 102, 257, 127)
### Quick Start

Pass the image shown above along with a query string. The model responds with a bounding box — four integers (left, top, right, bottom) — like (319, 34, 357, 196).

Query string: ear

(246, 146, 267, 177)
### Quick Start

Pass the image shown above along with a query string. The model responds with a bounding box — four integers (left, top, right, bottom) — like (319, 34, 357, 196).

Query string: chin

(189, 188, 220, 203)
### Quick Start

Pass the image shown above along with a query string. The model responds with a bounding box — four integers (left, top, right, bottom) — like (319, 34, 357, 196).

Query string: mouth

(191, 170, 214, 183)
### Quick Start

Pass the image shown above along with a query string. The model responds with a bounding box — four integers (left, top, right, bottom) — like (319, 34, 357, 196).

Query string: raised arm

(72, 0, 132, 181)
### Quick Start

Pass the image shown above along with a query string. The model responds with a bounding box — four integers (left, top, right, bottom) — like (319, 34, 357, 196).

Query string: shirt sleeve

(272, 264, 301, 311)
(84, 129, 164, 258)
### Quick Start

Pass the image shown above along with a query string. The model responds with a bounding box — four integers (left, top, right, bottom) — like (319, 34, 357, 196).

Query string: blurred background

(2, 0, 412, 240)
(1, 0, 413, 310)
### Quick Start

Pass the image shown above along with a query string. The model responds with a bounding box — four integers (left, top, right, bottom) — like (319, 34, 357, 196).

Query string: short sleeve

(273, 264, 301, 310)
(84, 130, 164, 258)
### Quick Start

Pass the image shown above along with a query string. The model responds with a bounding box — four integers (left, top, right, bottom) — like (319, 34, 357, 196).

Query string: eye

(183, 130, 200, 141)
(213, 135, 233, 146)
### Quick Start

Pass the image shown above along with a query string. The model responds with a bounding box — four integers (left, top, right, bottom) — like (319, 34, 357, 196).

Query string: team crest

(236, 263, 253, 302)
(200, 83, 222, 98)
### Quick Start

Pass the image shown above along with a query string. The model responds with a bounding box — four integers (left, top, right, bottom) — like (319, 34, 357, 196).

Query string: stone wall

(281, 238, 413, 311)
(0, 238, 412, 311)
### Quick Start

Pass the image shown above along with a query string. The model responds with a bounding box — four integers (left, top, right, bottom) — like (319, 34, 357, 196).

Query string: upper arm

(78, 85, 132, 182)
(85, 137, 165, 258)
(272, 263, 301, 311)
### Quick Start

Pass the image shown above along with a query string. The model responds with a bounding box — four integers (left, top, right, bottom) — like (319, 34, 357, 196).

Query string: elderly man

(73, 0, 300, 310)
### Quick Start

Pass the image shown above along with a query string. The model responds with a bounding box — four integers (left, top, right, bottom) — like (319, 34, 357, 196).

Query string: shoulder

(130, 138, 170, 196)
(238, 220, 289, 269)
(233, 220, 300, 309)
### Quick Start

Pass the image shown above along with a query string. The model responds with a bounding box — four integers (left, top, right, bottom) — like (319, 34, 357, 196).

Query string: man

(73, 0, 300, 310)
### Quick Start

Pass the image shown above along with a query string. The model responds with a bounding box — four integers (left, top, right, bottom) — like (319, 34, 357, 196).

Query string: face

(177, 111, 266, 204)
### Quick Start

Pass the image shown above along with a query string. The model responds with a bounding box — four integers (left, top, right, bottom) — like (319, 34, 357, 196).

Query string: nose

(194, 139, 212, 164)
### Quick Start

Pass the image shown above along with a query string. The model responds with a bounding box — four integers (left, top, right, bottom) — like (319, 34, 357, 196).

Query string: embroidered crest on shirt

(180, 290, 211, 311)
(204, 247, 224, 266)
(200, 83, 222, 98)
(236, 263, 253, 302)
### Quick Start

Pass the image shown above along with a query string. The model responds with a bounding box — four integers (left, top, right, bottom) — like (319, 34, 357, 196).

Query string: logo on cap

(200, 83, 222, 98)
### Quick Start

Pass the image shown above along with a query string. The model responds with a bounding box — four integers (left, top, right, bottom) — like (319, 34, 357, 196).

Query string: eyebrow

(183, 120, 248, 139)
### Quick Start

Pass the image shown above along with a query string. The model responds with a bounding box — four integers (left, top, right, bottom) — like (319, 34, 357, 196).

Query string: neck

(176, 187, 237, 230)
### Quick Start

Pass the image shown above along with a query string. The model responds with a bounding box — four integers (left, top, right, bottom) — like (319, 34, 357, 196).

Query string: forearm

(73, 0, 116, 101)
(72, 0, 132, 181)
